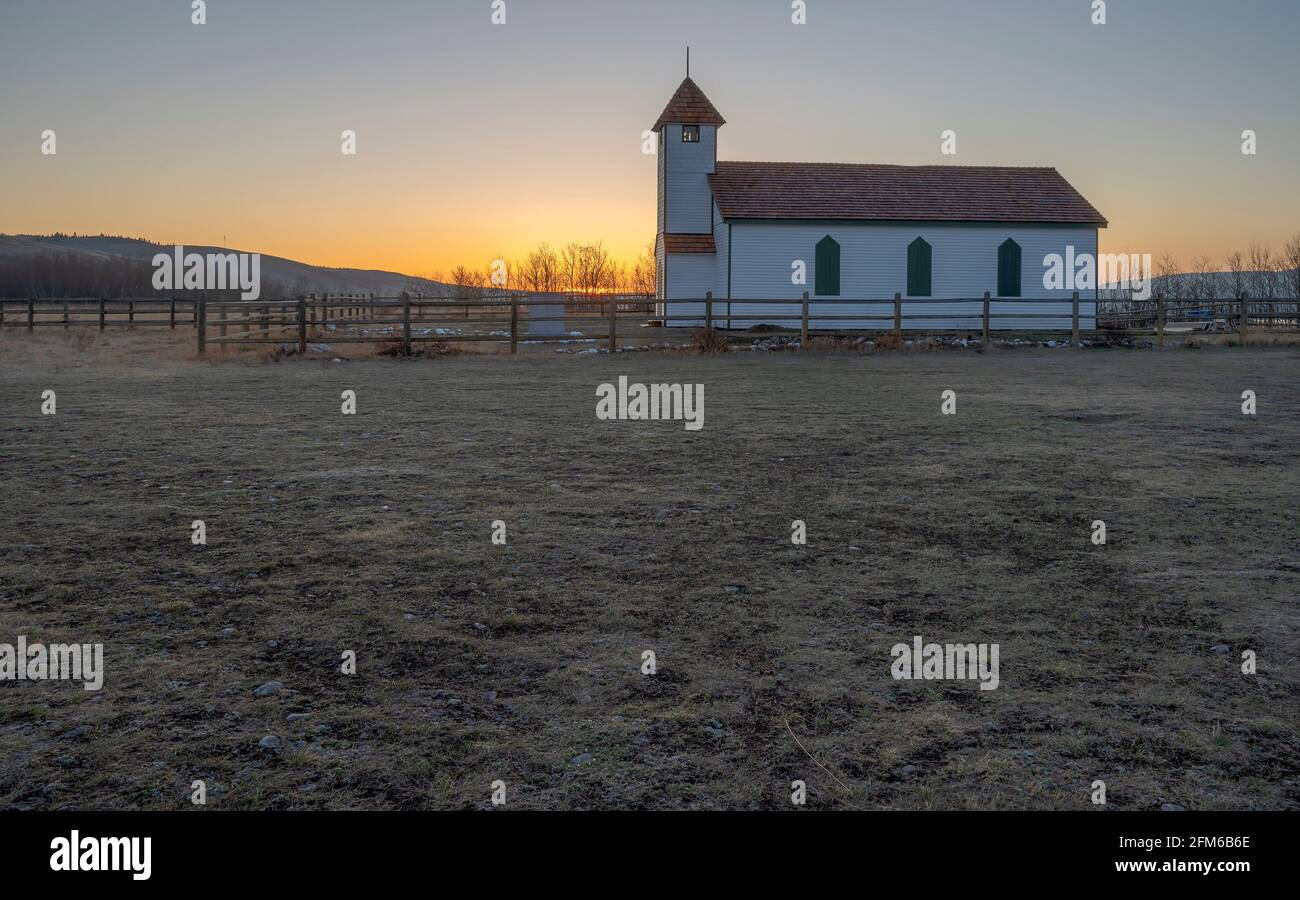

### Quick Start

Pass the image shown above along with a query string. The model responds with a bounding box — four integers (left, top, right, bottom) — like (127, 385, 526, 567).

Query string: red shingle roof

(708, 162, 1107, 226)
(662, 233, 716, 254)
(651, 78, 726, 132)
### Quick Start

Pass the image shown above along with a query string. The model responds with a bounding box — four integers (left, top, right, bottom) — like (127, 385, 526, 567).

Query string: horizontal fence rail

(3, 291, 1296, 353)
(0, 296, 201, 331)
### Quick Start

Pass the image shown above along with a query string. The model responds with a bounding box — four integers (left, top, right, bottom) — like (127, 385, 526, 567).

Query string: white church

(651, 76, 1108, 330)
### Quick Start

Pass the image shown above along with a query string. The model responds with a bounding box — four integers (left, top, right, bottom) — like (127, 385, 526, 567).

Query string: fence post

(402, 292, 412, 355)
(129, 299, 135, 327)
(197, 295, 206, 353)
(1239, 292, 1249, 344)
(63, 299, 69, 329)
(510, 295, 519, 354)
(1155, 292, 1164, 346)
(296, 295, 307, 353)
(800, 291, 809, 348)
(170, 297, 177, 330)
(983, 291, 991, 344)
(28, 295, 34, 332)
(99, 296, 106, 332)
(894, 292, 902, 338)
(1072, 291, 1081, 347)
(706, 291, 713, 332)
(607, 296, 617, 352)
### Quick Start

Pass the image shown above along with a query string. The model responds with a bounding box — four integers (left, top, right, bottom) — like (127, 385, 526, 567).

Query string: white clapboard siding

(656, 130, 666, 236)
(662, 124, 717, 234)
(663, 253, 715, 322)
(713, 207, 730, 297)
(695, 299, 1099, 331)
(654, 234, 666, 302)
(716, 221, 1098, 330)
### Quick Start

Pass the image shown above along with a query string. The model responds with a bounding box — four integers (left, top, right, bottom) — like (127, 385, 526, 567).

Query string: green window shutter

(998, 238, 1021, 297)
(815, 236, 840, 296)
(907, 237, 931, 297)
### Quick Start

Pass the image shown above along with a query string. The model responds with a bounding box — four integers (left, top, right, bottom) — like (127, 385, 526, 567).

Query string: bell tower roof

(651, 77, 726, 132)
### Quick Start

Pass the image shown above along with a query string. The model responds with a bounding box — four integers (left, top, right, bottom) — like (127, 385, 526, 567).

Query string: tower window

(682, 125, 700, 142)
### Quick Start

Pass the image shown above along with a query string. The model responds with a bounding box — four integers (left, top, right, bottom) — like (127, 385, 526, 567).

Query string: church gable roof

(651, 78, 726, 132)
(708, 162, 1108, 226)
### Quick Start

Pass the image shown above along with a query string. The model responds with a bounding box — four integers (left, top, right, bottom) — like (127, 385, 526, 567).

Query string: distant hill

(0, 234, 454, 298)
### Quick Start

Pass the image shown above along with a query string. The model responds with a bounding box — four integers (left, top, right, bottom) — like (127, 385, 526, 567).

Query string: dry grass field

(1, 329, 1297, 810)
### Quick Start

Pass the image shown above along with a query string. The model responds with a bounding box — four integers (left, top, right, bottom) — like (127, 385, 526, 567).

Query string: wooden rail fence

(0, 296, 201, 330)
(3, 292, 1296, 353)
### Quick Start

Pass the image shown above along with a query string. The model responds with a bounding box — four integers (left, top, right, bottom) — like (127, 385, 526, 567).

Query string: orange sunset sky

(1, 0, 1297, 276)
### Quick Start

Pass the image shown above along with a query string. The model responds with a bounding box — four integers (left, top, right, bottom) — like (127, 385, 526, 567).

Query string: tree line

(411, 240, 657, 297)
(0, 237, 657, 299)
(0, 249, 297, 300)
(1101, 234, 1300, 300)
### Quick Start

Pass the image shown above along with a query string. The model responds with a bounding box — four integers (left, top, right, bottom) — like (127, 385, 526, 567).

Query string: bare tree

(605, 261, 629, 293)
(1154, 252, 1180, 301)
(1225, 250, 1246, 299)
(1284, 233, 1300, 326)
(449, 265, 484, 298)
(559, 243, 582, 294)
(517, 243, 560, 293)
(1189, 255, 1215, 302)
(1284, 233, 1300, 300)
(486, 253, 510, 292)
(1247, 242, 1276, 299)
(628, 240, 656, 295)
(577, 242, 614, 294)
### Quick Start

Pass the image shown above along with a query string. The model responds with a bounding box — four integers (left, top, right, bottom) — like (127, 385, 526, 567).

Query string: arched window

(815, 235, 840, 296)
(998, 238, 1022, 297)
(907, 237, 931, 297)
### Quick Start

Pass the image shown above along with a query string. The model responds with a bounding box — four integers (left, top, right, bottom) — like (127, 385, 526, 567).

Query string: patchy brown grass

(690, 327, 730, 354)
(373, 336, 462, 359)
(1, 335, 1298, 810)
